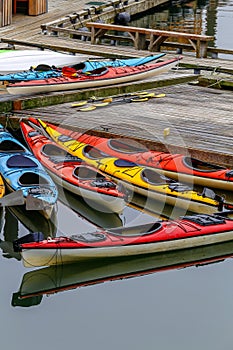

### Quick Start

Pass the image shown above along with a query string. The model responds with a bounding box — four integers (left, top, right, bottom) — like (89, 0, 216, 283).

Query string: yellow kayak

(38, 119, 223, 214)
(0, 175, 5, 199)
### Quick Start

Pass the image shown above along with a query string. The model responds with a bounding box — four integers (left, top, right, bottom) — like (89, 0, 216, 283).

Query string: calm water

(130, 0, 233, 59)
(1, 1, 233, 349)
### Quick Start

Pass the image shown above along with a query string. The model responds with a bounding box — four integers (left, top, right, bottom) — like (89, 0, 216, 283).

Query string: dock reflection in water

(0, 186, 169, 261)
(57, 186, 124, 229)
(2, 170, 233, 309)
(12, 240, 233, 307)
(0, 207, 21, 261)
(0, 204, 58, 261)
(0, 190, 162, 260)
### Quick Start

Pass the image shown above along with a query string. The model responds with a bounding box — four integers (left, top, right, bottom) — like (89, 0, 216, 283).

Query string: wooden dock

(3, 81, 233, 168)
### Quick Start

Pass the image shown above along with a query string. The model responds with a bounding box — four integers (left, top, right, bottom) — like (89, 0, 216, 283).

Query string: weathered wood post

(28, 0, 48, 16)
(0, 0, 12, 27)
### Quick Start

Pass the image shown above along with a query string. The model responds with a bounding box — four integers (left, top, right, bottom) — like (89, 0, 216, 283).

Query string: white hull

(107, 175, 217, 214)
(7, 60, 178, 95)
(48, 170, 125, 214)
(21, 229, 233, 267)
(133, 185, 217, 214)
(0, 50, 92, 74)
(19, 240, 233, 298)
(39, 205, 55, 220)
(5, 182, 55, 220)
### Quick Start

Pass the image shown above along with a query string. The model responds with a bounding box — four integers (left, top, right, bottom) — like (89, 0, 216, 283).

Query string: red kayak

(7, 57, 181, 95)
(33, 119, 233, 191)
(14, 211, 233, 267)
(15, 240, 233, 301)
(20, 122, 126, 214)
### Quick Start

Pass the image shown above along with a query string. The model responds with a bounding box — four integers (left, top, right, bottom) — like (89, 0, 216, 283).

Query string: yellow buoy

(163, 127, 170, 138)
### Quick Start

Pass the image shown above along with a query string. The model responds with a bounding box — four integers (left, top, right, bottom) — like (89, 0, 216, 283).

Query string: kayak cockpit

(42, 143, 68, 157)
(107, 138, 147, 154)
(73, 165, 104, 180)
(70, 222, 162, 241)
(68, 62, 86, 71)
(0, 140, 25, 152)
(42, 144, 82, 163)
(141, 168, 165, 185)
(73, 165, 116, 188)
(85, 67, 108, 76)
(107, 222, 162, 236)
(183, 157, 225, 172)
(83, 145, 109, 159)
(18, 172, 51, 186)
(141, 168, 190, 191)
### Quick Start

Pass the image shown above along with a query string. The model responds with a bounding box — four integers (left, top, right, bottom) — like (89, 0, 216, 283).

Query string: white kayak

(0, 50, 93, 74)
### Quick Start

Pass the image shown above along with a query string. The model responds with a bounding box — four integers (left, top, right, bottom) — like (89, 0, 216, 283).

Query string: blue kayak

(75, 53, 166, 73)
(0, 125, 58, 218)
(0, 53, 165, 82)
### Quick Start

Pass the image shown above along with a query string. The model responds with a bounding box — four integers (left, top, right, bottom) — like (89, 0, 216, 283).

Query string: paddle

(0, 190, 25, 207)
(70, 91, 156, 108)
(28, 119, 51, 139)
(78, 93, 166, 112)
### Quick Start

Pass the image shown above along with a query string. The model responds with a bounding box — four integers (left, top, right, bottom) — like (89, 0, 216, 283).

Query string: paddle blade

(154, 93, 166, 98)
(79, 105, 97, 111)
(130, 97, 149, 102)
(139, 92, 155, 98)
(93, 101, 111, 107)
(71, 101, 88, 107)
(0, 190, 25, 207)
(102, 97, 113, 103)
